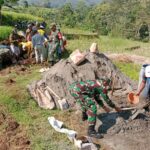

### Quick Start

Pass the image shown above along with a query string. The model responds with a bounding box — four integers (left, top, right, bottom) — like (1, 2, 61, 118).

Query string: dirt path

(105, 53, 150, 65)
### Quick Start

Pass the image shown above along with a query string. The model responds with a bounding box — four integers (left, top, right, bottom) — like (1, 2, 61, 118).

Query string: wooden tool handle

(46, 86, 60, 99)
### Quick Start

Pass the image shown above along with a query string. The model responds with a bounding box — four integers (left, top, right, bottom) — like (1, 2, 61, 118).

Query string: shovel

(127, 101, 150, 121)
(46, 86, 69, 110)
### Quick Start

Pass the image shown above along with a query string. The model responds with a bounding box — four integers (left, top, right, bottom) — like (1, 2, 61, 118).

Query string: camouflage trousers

(48, 42, 61, 62)
(70, 91, 97, 126)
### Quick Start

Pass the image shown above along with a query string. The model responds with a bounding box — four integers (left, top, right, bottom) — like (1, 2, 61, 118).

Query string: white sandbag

(70, 49, 86, 65)
(36, 88, 55, 109)
(58, 98, 69, 110)
(48, 117, 77, 139)
(90, 43, 98, 53)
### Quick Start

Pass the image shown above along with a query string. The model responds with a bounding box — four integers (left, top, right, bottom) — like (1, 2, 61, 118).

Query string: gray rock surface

(0, 45, 11, 69)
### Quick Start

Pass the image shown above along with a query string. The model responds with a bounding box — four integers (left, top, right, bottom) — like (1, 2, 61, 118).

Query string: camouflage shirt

(69, 79, 116, 108)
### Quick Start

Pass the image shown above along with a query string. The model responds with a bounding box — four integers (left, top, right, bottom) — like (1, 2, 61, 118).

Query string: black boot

(82, 112, 88, 121)
(88, 125, 103, 139)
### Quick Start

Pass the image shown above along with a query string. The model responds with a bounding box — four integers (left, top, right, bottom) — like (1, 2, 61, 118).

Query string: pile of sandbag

(28, 43, 137, 109)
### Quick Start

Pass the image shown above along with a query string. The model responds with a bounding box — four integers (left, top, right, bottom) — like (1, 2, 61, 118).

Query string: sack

(90, 43, 98, 53)
(70, 49, 86, 65)
(145, 65, 150, 77)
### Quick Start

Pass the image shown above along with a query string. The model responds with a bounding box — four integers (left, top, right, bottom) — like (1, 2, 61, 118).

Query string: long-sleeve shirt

(69, 80, 116, 108)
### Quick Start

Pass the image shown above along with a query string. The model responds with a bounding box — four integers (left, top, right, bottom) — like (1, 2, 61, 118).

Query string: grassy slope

(0, 65, 76, 150)
(0, 26, 13, 40)
(66, 34, 150, 57)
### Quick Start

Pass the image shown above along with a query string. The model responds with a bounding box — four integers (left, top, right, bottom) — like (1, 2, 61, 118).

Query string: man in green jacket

(69, 78, 121, 139)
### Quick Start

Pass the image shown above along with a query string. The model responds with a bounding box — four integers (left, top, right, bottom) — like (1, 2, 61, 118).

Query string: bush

(0, 26, 13, 41)
(2, 11, 43, 27)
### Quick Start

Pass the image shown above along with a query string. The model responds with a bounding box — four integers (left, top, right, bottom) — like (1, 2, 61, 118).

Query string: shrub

(0, 26, 13, 41)
(2, 11, 43, 27)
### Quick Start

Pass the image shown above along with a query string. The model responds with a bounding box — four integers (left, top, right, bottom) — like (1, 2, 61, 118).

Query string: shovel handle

(121, 107, 137, 111)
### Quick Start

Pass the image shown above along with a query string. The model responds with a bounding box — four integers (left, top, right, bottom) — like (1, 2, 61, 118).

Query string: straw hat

(50, 22, 56, 28)
(127, 92, 139, 104)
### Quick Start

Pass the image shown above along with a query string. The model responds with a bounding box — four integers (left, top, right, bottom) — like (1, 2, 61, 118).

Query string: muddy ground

(0, 109, 30, 150)
(1, 56, 150, 150)
(55, 95, 150, 150)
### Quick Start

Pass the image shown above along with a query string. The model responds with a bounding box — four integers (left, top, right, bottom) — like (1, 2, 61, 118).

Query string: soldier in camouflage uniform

(69, 78, 121, 139)
(48, 23, 63, 66)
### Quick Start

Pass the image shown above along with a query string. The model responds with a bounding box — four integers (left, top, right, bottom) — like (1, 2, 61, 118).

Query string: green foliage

(57, 3, 76, 27)
(4, 0, 150, 41)
(0, 25, 12, 40)
(2, 11, 43, 26)
(114, 62, 140, 81)
(0, 0, 4, 6)
(15, 6, 58, 25)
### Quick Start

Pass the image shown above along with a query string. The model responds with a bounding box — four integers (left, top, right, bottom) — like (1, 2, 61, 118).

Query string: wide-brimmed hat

(50, 23, 56, 28)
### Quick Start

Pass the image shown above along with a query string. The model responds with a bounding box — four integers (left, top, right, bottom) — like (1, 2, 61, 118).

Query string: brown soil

(106, 53, 150, 65)
(0, 111, 30, 150)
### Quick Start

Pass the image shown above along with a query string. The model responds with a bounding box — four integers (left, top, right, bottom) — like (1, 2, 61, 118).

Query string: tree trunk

(0, 6, 2, 25)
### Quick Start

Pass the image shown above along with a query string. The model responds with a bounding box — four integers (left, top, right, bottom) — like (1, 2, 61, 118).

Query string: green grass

(0, 26, 13, 40)
(0, 65, 76, 150)
(114, 62, 141, 81)
(64, 31, 150, 57)
(62, 27, 94, 35)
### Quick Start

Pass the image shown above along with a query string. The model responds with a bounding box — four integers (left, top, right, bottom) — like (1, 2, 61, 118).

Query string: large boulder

(28, 52, 137, 109)
(0, 45, 11, 69)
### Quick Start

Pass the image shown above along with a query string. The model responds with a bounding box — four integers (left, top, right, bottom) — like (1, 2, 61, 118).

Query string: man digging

(69, 78, 121, 139)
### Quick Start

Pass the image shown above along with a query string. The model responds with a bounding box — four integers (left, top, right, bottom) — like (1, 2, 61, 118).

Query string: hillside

(19, 0, 102, 7)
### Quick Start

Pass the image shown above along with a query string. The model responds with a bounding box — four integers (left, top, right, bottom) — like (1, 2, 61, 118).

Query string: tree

(0, 0, 4, 25)
(58, 3, 76, 27)
(0, 0, 19, 25)
(75, 0, 89, 24)
(23, 0, 28, 8)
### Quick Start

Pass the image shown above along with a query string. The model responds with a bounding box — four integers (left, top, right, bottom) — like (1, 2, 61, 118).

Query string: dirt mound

(0, 112, 30, 150)
(97, 109, 150, 150)
(28, 52, 137, 108)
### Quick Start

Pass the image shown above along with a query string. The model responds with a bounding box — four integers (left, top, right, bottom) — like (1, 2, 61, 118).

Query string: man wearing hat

(38, 24, 48, 61)
(69, 78, 121, 139)
(32, 28, 47, 64)
(137, 64, 150, 99)
(48, 23, 63, 66)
